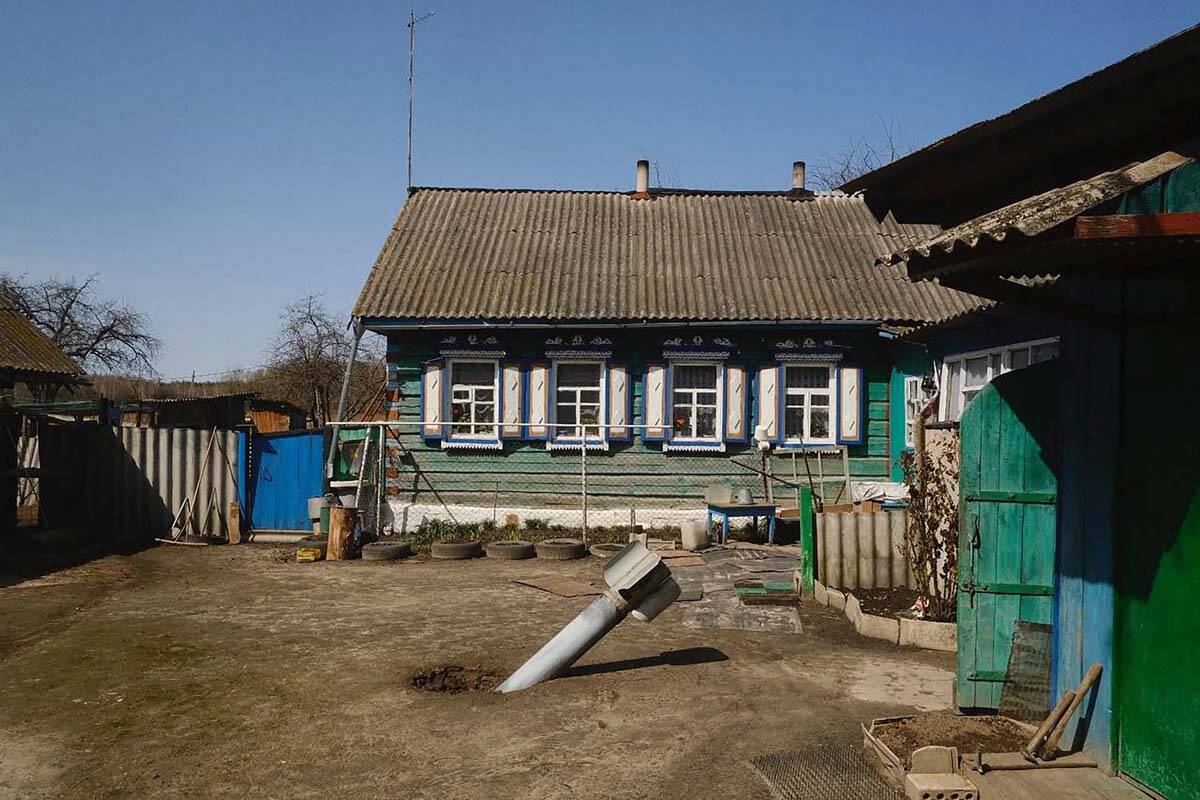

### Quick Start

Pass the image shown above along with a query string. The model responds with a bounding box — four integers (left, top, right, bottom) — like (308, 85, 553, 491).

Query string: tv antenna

(407, 7, 435, 188)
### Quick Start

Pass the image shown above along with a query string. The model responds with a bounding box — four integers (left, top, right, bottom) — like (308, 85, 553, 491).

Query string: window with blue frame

(671, 363, 721, 442)
(554, 361, 604, 441)
(448, 360, 499, 440)
(782, 364, 835, 445)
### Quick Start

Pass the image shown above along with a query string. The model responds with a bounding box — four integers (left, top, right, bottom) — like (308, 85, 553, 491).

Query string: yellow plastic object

(296, 546, 325, 563)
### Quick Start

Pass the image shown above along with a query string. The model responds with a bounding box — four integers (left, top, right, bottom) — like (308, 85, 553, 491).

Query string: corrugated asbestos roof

(354, 188, 983, 325)
(878, 152, 1193, 268)
(0, 292, 85, 380)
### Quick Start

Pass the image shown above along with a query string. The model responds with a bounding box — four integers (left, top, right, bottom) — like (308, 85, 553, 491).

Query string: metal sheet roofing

(0, 292, 85, 380)
(354, 188, 983, 326)
(877, 152, 1193, 270)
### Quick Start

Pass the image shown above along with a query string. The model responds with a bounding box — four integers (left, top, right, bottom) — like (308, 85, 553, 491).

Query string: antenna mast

(407, 8, 434, 188)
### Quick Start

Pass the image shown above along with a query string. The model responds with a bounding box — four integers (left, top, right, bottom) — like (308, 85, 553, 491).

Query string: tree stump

(328, 506, 357, 560)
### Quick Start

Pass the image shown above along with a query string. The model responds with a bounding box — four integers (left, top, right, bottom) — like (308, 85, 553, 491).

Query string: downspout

(335, 317, 365, 424)
(327, 317, 364, 480)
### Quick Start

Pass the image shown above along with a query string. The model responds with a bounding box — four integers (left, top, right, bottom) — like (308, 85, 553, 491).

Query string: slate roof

(0, 292, 85, 381)
(877, 152, 1193, 271)
(354, 188, 982, 326)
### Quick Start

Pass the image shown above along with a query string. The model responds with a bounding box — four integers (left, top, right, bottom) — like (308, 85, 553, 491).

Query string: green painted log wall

(374, 327, 924, 511)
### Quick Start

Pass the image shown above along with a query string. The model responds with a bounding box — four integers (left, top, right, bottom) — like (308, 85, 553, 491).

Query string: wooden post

(228, 500, 242, 544)
(798, 485, 815, 594)
(328, 506, 357, 560)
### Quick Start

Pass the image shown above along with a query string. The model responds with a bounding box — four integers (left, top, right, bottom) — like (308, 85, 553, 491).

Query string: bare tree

(265, 294, 383, 425)
(650, 160, 683, 190)
(1, 272, 163, 376)
(810, 116, 909, 190)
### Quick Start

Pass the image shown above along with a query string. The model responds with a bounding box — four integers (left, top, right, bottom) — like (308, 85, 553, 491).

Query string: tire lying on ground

(535, 538, 588, 560)
(588, 542, 625, 560)
(485, 540, 535, 560)
(431, 540, 484, 560)
(362, 541, 413, 561)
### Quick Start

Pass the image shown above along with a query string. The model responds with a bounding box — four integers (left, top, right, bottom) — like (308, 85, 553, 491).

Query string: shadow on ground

(562, 646, 729, 678)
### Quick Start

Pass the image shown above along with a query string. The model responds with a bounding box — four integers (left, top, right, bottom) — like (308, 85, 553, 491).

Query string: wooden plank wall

(1053, 275, 1119, 771)
(379, 328, 919, 512)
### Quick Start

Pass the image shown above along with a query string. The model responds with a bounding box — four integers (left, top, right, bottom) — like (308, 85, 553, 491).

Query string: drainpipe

(497, 541, 680, 693)
(335, 317, 365, 424)
(327, 317, 364, 480)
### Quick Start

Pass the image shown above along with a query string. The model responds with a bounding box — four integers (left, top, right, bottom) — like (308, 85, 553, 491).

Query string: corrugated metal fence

(38, 424, 239, 539)
(816, 510, 916, 590)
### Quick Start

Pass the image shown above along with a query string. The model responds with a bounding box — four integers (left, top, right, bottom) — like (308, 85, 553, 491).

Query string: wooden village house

(347, 161, 981, 528)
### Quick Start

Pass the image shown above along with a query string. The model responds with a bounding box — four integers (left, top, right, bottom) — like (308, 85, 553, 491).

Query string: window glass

(904, 376, 932, 448)
(1032, 341, 1059, 363)
(942, 339, 1060, 422)
(449, 361, 497, 437)
(783, 364, 834, 444)
(672, 364, 719, 440)
(555, 362, 602, 439)
(786, 366, 829, 389)
(945, 361, 962, 420)
(452, 362, 494, 386)
(965, 356, 989, 388)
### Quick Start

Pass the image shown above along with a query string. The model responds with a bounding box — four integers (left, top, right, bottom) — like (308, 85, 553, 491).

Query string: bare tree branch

(264, 293, 383, 426)
(1, 272, 162, 376)
(810, 116, 910, 191)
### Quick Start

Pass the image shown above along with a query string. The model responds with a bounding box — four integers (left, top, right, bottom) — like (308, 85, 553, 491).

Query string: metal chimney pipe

(792, 161, 806, 191)
(635, 159, 650, 194)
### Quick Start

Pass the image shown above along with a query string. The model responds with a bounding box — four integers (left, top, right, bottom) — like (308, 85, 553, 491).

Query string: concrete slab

(905, 772, 977, 800)
(828, 588, 846, 610)
(681, 603, 802, 634)
(813, 580, 829, 605)
(910, 745, 958, 774)
(966, 767, 1149, 800)
(856, 612, 901, 644)
(899, 617, 957, 652)
(845, 592, 862, 625)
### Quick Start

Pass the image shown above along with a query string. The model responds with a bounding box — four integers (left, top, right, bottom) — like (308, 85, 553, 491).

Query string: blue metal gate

(246, 429, 324, 532)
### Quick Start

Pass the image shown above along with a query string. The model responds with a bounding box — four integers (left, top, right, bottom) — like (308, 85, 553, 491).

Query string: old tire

(535, 538, 587, 560)
(589, 542, 625, 560)
(362, 541, 412, 561)
(485, 540, 535, 560)
(431, 540, 483, 560)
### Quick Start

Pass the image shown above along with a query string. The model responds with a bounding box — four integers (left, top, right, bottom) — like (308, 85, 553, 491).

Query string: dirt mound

(874, 712, 1029, 766)
(410, 664, 500, 694)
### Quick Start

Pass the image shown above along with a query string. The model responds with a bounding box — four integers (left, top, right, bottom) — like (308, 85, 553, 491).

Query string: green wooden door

(957, 364, 1058, 710)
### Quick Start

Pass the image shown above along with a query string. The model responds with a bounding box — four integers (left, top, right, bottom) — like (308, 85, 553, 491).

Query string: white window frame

(904, 376, 934, 449)
(669, 361, 723, 444)
(551, 359, 607, 446)
(782, 363, 836, 446)
(445, 358, 500, 443)
(939, 337, 1060, 421)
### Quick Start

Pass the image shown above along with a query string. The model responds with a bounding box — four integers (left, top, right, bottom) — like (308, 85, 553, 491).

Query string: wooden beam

(942, 274, 1120, 329)
(1074, 211, 1200, 239)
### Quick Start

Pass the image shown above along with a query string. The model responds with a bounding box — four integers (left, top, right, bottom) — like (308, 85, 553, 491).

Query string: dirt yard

(0, 544, 954, 799)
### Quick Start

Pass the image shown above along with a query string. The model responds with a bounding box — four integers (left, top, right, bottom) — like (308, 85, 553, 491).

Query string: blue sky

(3, 2, 1196, 378)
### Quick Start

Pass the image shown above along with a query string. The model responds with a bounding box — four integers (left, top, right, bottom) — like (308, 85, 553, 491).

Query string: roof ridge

(408, 186, 857, 200)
